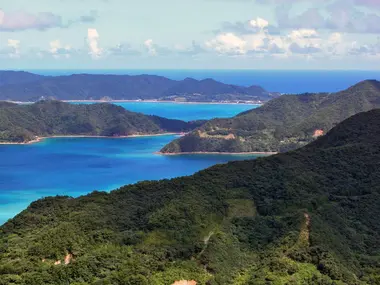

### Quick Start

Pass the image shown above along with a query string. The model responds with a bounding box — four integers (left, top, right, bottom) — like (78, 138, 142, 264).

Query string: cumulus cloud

(249, 17, 269, 30)
(7, 39, 21, 58)
(205, 33, 247, 55)
(349, 39, 380, 56)
(108, 43, 140, 56)
(144, 39, 157, 56)
(49, 40, 73, 58)
(275, 1, 380, 34)
(216, 18, 280, 36)
(205, 15, 357, 58)
(0, 9, 98, 31)
(289, 43, 321, 54)
(87, 28, 102, 59)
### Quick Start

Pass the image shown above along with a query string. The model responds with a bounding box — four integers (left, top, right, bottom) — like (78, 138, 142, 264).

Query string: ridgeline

(161, 80, 380, 154)
(0, 100, 204, 143)
(0, 71, 279, 103)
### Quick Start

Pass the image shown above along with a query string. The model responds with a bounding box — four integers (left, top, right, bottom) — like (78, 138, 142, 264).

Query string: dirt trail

(303, 213, 311, 244)
(172, 281, 197, 285)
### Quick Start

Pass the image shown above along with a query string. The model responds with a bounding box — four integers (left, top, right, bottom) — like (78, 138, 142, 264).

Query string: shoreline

(0, 133, 182, 145)
(155, 151, 277, 156)
(64, 100, 262, 105)
(3, 100, 262, 106)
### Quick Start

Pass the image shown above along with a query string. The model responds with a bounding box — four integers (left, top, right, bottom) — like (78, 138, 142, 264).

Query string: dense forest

(161, 80, 380, 154)
(0, 71, 279, 102)
(1, 109, 380, 284)
(0, 100, 203, 143)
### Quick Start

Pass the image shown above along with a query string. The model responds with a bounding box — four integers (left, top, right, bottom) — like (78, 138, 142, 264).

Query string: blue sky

(0, 0, 380, 70)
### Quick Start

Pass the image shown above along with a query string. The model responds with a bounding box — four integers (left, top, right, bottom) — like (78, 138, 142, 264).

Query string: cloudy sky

(1, 0, 380, 69)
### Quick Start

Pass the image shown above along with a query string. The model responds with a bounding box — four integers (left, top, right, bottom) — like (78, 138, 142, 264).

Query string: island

(0, 100, 205, 144)
(1, 109, 380, 284)
(161, 80, 380, 154)
(0, 71, 280, 103)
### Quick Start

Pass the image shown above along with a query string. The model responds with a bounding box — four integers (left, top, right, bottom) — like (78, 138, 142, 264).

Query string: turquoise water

(0, 102, 260, 224)
(0, 135, 263, 225)
(72, 101, 258, 121)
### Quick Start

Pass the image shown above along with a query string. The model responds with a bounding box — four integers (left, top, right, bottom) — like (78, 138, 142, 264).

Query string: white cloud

(205, 22, 356, 58)
(87, 28, 102, 59)
(288, 29, 319, 40)
(0, 9, 98, 32)
(249, 17, 269, 30)
(144, 39, 157, 56)
(329, 32, 342, 44)
(205, 33, 247, 55)
(7, 39, 20, 58)
(49, 40, 72, 59)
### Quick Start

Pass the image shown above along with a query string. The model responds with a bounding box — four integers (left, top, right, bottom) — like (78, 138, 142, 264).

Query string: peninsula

(0, 100, 204, 144)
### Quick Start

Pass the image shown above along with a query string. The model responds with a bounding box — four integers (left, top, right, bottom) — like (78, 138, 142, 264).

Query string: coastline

(64, 100, 262, 106)
(2, 100, 262, 106)
(0, 133, 182, 145)
(155, 151, 277, 156)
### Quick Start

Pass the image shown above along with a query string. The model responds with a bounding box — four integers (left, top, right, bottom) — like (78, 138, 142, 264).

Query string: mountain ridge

(0, 71, 278, 102)
(0, 100, 203, 143)
(161, 79, 380, 154)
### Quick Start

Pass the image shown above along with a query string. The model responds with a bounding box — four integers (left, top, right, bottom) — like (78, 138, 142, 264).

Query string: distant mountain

(0, 71, 43, 86)
(1, 109, 380, 284)
(0, 71, 278, 103)
(161, 80, 380, 154)
(0, 100, 204, 143)
(160, 77, 277, 102)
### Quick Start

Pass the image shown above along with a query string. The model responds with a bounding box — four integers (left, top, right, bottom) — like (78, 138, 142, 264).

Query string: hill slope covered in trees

(161, 80, 380, 154)
(0, 101, 203, 143)
(1, 109, 380, 284)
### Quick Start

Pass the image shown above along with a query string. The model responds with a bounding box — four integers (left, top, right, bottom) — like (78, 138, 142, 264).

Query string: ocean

(29, 69, 380, 94)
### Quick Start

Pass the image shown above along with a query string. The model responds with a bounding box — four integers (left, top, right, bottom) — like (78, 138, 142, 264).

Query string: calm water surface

(72, 101, 258, 121)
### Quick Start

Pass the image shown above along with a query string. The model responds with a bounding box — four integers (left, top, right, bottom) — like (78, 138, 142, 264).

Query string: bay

(71, 101, 258, 121)
(0, 100, 260, 224)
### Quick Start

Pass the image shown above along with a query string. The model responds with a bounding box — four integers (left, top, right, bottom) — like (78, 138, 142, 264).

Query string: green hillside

(1, 109, 380, 284)
(0, 100, 203, 143)
(161, 80, 380, 154)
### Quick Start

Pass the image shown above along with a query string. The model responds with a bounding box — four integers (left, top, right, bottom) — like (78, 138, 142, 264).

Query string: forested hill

(161, 79, 380, 154)
(0, 71, 43, 86)
(0, 71, 279, 102)
(1, 109, 380, 284)
(0, 101, 203, 143)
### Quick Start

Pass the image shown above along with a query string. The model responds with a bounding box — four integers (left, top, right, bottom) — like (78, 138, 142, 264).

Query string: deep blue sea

(29, 69, 380, 94)
(0, 103, 260, 224)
